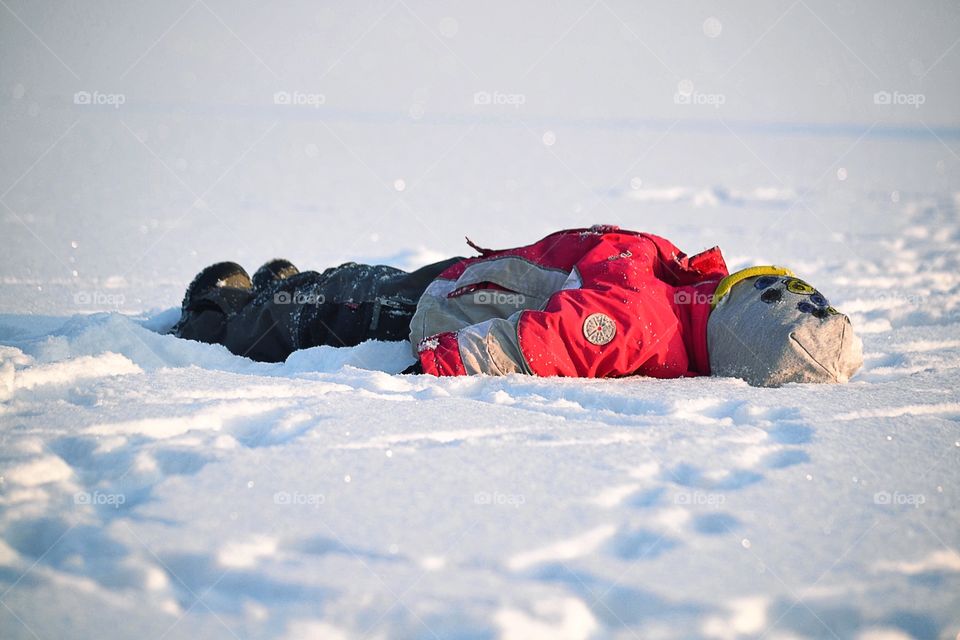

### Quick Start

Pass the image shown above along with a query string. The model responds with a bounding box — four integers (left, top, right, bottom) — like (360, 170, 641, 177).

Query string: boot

(170, 261, 253, 340)
(252, 259, 300, 292)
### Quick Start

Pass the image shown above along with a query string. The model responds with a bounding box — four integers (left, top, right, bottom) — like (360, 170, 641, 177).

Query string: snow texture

(2, 1, 960, 639)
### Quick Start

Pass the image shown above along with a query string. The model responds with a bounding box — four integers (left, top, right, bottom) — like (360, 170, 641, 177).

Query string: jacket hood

(707, 272, 863, 386)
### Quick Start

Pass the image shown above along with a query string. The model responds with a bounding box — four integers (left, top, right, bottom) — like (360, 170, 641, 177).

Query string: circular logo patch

(583, 313, 617, 345)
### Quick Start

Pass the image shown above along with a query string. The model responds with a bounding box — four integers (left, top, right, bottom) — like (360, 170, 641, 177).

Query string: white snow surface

(2, 1, 960, 639)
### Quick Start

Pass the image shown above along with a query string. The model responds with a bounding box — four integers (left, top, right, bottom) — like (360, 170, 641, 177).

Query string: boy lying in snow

(171, 225, 862, 386)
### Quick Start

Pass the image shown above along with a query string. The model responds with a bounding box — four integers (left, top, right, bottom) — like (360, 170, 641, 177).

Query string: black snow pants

(172, 257, 462, 363)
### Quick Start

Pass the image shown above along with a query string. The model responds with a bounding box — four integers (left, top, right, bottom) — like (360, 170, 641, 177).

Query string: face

(707, 274, 863, 386)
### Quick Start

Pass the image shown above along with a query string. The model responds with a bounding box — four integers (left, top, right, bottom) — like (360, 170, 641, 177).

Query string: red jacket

(408, 225, 728, 378)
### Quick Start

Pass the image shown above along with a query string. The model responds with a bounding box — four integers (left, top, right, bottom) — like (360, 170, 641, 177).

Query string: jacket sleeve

(417, 313, 529, 377)
(516, 285, 688, 378)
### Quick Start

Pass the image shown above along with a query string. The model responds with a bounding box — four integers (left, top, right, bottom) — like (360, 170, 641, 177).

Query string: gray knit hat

(707, 269, 863, 387)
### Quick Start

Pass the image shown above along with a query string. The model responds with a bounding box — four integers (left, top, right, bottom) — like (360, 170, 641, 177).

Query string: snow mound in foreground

(1, 299, 959, 639)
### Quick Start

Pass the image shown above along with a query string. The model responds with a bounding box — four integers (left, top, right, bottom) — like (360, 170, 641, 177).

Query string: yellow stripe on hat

(711, 265, 795, 309)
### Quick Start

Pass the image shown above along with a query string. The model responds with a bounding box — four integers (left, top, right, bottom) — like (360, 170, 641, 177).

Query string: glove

(401, 361, 423, 375)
